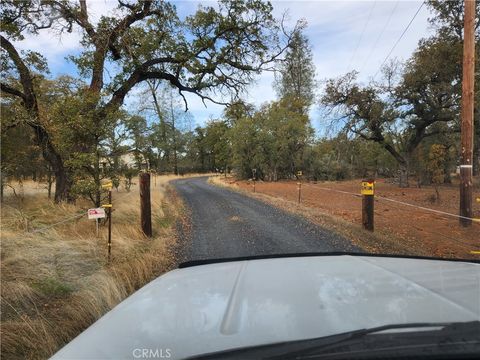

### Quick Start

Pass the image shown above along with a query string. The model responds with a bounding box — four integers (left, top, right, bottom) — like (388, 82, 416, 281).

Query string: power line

(360, 0, 399, 73)
(373, 0, 425, 79)
(346, 0, 377, 73)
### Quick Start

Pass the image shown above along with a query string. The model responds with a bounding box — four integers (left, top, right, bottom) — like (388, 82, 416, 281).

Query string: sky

(13, 0, 435, 132)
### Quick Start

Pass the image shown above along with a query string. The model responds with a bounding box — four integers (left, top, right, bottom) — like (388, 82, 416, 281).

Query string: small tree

(274, 27, 316, 113)
(123, 168, 139, 192)
(427, 144, 446, 202)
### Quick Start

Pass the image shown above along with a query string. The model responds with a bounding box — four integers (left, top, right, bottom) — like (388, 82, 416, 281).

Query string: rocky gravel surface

(172, 177, 359, 261)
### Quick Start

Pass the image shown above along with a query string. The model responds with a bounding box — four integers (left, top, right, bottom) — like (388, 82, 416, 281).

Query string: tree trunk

(170, 98, 178, 175)
(47, 178, 53, 199)
(1, 36, 74, 203)
(48, 145, 74, 203)
(54, 168, 74, 203)
(47, 166, 53, 199)
(0, 177, 4, 203)
(94, 148, 101, 207)
(434, 185, 440, 202)
(147, 80, 170, 173)
(398, 164, 410, 188)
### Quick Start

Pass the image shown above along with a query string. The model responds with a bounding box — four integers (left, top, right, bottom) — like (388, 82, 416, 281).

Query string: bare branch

(0, 35, 37, 111)
(0, 82, 26, 101)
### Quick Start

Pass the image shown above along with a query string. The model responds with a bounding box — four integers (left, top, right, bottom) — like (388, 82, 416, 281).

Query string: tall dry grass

(1, 175, 184, 359)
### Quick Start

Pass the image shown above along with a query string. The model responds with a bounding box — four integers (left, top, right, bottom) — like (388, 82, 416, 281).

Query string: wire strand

(302, 183, 479, 223)
(30, 212, 86, 233)
(346, 0, 377, 73)
(373, 0, 425, 79)
(360, 0, 399, 73)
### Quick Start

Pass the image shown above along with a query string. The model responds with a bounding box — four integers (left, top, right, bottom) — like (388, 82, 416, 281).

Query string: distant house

(119, 152, 138, 168)
(120, 152, 150, 170)
(100, 151, 148, 170)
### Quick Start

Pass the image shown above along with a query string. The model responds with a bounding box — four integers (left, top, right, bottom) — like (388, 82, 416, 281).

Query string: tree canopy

(1, 0, 299, 201)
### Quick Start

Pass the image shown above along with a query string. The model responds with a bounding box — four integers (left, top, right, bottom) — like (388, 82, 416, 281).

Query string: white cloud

(10, 0, 434, 128)
(271, 0, 432, 82)
(13, 29, 81, 69)
(254, 0, 433, 132)
(11, 0, 120, 71)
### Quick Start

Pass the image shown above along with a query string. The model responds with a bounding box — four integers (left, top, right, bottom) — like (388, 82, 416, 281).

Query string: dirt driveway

(173, 177, 358, 261)
(225, 178, 480, 259)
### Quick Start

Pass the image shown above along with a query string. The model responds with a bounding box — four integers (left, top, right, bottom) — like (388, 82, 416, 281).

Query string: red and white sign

(88, 208, 106, 220)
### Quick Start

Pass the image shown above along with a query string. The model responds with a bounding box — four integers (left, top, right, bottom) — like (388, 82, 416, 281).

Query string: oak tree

(1, 0, 298, 202)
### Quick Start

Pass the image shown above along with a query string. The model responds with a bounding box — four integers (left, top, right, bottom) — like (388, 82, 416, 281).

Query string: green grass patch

(32, 277, 74, 298)
(156, 214, 173, 229)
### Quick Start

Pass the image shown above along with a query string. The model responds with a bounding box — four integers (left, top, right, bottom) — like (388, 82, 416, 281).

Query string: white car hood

(52, 255, 480, 360)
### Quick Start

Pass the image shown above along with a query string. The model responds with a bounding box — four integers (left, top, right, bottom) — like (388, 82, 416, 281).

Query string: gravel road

(172, 177, 359, 261)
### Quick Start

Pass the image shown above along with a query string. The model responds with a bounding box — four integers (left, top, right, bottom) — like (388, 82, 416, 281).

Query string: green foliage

(203, 120, 232, 171)
(427, 144, 446, 201)
(1, 0, 294, 202)
(2, 0, 478, 196)
(32, 277, 73, 298)
(319, 0, 480, 185)
(125, 115, 149, 169)
(274, 27, 316, 111)
(302, 136, 396, 182)
(0, 103, 48, 184)
(123, 168, 139, 192)
(428, 144, 446, 185)
(426, 0, 480, 40)
(230, 98, 312, 180)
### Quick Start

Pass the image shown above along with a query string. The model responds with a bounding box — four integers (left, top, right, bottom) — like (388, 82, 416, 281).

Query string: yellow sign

(297, 171, 303, 176)
(101, 204, 112, 208)
(361, 181, 375, 195)
(101, 181, 113, 190)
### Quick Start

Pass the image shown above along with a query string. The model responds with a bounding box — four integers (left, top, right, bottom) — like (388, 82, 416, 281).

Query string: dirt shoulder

(1, 176, 186, 359)
(209, 176, 480, 260)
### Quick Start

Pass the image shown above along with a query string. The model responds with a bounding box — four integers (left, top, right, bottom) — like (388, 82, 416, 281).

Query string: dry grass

(1, 175, 185, 359)
(208, 176, 430, 256)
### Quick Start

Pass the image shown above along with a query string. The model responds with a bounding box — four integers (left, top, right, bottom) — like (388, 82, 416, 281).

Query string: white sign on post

(88, 208, 106, 220)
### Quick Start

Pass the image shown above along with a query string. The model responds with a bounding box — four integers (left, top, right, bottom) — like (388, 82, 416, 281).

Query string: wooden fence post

(101, 181, 113, 263)
(297, 182, 302, 203)
(107, 189, 112, 259)
(297, 171, 303, 204)
(140, 172, 152, 237)
(361, 179, 375, 231)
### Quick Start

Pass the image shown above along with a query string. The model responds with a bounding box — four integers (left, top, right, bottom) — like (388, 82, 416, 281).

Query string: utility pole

(460, 0, 476, 227)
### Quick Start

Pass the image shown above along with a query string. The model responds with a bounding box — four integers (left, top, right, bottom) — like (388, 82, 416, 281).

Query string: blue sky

(13, 0, 434, 134)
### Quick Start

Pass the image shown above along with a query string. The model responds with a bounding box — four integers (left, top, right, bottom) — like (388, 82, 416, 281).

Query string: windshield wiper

(189, 321, 480, 360)
(267, 321, 480, 359)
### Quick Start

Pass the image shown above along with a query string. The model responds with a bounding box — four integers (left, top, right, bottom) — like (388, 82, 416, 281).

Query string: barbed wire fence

(10, 185, 137, 234)
(297, 182, 480, 252)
